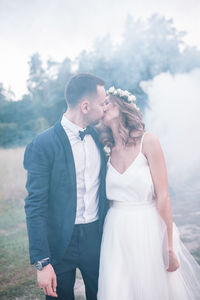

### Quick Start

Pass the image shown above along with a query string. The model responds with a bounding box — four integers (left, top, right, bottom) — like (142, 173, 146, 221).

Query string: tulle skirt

(97, 201, 200, 300)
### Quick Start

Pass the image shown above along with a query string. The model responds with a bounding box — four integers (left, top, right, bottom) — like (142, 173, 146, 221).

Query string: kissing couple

(24, 73, 200, 299)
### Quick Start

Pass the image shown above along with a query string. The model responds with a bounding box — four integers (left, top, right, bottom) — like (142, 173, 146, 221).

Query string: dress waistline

(111, 200, 156, 210)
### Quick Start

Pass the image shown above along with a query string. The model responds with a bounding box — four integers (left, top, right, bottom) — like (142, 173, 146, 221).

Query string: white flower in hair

(119, 90, 123, 97)
(128, 95, 136, 102)
(124, 90, 130, 97)
(108, 86, 115, 93)
(106, 86, 138, 109)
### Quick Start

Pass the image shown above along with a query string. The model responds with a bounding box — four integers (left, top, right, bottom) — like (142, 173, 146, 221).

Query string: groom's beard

(89, 116, 104, 126)
(90, 120, 99, 126)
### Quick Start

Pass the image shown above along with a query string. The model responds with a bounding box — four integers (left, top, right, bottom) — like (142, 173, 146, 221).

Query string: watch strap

(34, 257, 50, 270)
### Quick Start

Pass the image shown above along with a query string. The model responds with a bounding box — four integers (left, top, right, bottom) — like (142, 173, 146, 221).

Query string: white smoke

(141, 69, 200, 197)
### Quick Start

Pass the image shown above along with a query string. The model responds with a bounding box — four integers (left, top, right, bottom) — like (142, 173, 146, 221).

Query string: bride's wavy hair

(97, 94, 145, 148)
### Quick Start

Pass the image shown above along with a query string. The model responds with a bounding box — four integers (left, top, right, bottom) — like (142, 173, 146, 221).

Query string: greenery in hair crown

(106, 86, 139, 110)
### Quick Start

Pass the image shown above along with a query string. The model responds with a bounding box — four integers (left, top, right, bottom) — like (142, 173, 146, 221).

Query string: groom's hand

(37, 264, 58, 297)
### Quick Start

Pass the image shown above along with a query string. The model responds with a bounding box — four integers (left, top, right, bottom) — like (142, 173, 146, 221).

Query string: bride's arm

(143, 132, 179, 272)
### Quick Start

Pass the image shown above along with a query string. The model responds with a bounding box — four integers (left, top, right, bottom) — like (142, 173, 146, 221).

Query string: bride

(97, 87, 200, 300)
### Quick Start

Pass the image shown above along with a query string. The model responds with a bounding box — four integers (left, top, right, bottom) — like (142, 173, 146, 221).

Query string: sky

(0, 0, 200, 99)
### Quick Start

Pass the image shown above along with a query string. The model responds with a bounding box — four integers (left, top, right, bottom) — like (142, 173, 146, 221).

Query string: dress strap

(139, 132, 147, 153)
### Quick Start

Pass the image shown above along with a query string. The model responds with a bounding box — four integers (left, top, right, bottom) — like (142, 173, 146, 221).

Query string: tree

(27, 53, 47, 102)
(0, 83, 7, 104)
(1, 14, 200, 147)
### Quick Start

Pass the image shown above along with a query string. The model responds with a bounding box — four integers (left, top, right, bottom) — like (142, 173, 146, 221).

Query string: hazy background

(0, 0, 200, 299)
(1, 0, 200, 99)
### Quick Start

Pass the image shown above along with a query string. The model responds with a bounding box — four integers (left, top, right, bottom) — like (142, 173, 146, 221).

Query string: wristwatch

(34, 257, 50, 270)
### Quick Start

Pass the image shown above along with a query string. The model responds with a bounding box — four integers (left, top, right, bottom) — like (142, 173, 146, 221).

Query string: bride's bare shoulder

(143, 131, 159, 142)
(142, 132, 162, 154)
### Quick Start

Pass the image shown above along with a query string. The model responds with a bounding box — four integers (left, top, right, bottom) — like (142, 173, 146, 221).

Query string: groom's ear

(80, 99, 91, 114)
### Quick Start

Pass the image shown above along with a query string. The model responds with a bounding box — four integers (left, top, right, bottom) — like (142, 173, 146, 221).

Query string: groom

(24, 73, 109, 299)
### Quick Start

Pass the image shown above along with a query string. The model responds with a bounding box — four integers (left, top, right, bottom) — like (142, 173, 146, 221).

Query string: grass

(0, 147, 85, 300)
(0, 147, 199, 299)
(0, 148, 44, 299)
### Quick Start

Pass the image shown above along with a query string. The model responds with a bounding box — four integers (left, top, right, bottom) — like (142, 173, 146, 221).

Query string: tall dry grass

(0, 147, 27, 205)
(0, 147, 85, 300)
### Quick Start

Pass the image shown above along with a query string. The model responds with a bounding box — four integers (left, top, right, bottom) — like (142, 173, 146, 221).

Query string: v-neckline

(108, 152, 145, 175)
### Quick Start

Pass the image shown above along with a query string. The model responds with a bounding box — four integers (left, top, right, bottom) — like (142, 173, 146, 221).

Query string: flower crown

(106, 86, 139, 110)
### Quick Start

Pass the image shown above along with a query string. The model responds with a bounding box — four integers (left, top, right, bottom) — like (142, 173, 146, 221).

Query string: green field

(0, 148, 85, 300)
(1, 147, 199, 299)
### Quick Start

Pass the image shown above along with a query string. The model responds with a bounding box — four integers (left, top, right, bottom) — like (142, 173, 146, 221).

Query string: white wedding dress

(97, 132, 200, 300)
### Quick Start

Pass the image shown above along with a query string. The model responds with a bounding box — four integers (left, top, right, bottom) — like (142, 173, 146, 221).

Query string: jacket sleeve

(24, 138, 52, 264)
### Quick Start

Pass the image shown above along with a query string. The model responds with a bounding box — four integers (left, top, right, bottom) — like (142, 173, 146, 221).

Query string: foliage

(1, 15, 200, 147)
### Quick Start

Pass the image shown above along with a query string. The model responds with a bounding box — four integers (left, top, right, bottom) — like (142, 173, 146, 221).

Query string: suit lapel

(54, 121, 106, 217)
(89, 126, 108, 221)
(88, 126, 106, 177)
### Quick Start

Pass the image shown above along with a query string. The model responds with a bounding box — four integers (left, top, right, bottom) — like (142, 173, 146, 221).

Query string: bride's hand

(167, 250, 179, 272)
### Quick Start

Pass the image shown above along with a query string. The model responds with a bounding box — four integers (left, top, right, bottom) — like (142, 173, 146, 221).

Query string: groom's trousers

(46, 220, 101, 300)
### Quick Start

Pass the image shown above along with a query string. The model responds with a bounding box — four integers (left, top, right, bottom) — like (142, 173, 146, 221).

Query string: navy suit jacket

(24, 121, 109, 265)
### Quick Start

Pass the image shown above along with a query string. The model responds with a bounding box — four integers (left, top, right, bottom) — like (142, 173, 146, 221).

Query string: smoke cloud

(141, 68, 200, 197)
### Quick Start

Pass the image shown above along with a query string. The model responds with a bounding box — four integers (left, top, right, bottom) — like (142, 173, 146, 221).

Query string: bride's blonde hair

(97, 94, 145, 148)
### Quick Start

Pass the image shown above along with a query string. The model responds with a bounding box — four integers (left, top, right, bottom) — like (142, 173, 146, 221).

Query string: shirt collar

(61, 114, 86, 137)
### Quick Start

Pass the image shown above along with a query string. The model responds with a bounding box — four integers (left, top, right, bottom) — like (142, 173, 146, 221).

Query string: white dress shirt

(61, 114, 101, 224)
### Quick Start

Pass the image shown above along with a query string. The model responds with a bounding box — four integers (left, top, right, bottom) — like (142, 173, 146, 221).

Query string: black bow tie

(79, 126, 93, 140)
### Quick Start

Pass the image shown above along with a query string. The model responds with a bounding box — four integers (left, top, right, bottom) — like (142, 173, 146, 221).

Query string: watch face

(35, 261, 42, 270)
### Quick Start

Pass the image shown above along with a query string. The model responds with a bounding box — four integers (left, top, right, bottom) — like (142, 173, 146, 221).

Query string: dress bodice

(106, 132, 156, 206)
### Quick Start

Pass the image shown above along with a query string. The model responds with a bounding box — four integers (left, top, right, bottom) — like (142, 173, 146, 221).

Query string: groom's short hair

(65, 73, 105, 107)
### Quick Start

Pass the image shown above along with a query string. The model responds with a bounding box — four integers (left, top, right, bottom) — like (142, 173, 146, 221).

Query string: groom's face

(87, 85, 106, 125)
